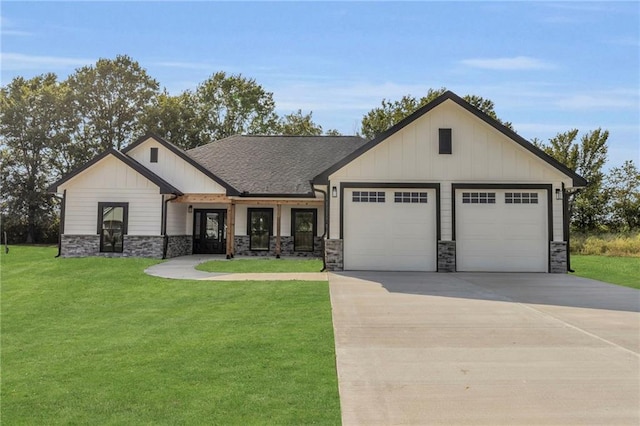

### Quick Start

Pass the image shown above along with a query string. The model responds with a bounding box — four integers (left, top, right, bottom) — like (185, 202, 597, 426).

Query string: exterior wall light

(332, 186, 338, 198)
(555, 189, 562, 200)
(188, 205, 193, 213)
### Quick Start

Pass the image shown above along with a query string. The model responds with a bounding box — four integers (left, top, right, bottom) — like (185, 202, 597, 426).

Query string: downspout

(562, 184, 572, 272)
(54, 190, 66, 258)
(313, 185, 329, 272)
(162, 193, 179, 259)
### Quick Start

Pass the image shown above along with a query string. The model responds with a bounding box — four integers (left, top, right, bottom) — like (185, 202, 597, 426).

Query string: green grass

(197, 257, 323, 273)
(571, 255, 640, 289)
(1, 246, 340, 425)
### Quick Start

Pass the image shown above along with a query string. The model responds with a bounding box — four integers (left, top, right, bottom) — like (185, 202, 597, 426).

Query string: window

(248, 208, 273, 250)
(505, 192, 538, 204)
(394, 192, 428, 203)
(292, 209, 316, 252)
(97, 202, 128, 253)
(150, 147, 158, 163)
(462, 192, 496, 204)
(352, 191, 385, 203)
(439, 128, 452, 154)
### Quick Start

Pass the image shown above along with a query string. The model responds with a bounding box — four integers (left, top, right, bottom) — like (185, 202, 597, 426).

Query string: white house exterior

(49, 91, 586, 272)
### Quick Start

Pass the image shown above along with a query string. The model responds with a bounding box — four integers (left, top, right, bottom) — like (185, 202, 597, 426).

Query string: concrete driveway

(329, 272, 640, 425)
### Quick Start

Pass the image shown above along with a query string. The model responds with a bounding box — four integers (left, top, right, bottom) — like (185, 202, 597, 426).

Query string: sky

(1, 1, 638, 169)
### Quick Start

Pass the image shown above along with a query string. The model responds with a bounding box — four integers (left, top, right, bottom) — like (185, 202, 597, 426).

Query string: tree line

(1, 55, 638, 243)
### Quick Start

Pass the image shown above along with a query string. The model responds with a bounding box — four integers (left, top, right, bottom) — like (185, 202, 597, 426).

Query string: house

(48, 91, 587, 273)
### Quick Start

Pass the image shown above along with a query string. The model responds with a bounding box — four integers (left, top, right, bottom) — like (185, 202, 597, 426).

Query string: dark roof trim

(313, 91, 587, 187)
(237, 192, 318, 199)
(47, 149, 183, 195)
(122, 132, 240, 195)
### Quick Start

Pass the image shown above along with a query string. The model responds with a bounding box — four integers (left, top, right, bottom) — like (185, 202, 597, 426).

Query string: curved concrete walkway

(144, 255, 328, 281)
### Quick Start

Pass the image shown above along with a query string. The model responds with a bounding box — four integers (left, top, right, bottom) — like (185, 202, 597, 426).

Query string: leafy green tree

(324, 129, 342, 136)
(605, 160, 640, 231)
(66, 54, 160, 153)
(195, 71, 279, 143)
(361, 88, 511, 139)
(535, 128, 609, 231)
(278, 110, 323, 136)
(139, 90, 202, 150)
(0, 74, 66, 242)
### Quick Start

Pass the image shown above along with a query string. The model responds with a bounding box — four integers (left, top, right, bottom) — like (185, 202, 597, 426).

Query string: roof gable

(122, 132, 239, 195)
(47, 149, 183, 195)
(314, 91, 587, 187)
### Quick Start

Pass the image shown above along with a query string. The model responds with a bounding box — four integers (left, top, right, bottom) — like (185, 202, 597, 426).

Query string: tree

(360, 88, 511, 139)
(195, 71, 279, 143)
(278, 110, 323, 136)
(0, 74, 66, 243)
(66, 55, 160, 153)
(324, 128, 342, 136)
(535, 128, 609, 231)
(138, 90, 202, 150)
(605, 160, 640, 231)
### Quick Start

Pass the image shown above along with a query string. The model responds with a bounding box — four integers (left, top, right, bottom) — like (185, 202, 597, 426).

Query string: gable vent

(439, 128, 452, 154)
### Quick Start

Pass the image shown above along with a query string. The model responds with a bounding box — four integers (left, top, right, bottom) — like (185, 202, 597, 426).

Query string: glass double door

(193, 209, 226, 254)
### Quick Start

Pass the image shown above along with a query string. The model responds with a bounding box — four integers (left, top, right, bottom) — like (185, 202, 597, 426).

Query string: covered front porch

(166, 193, 325, 259)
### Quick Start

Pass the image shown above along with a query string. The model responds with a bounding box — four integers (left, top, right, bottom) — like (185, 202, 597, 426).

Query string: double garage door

(343, 187, 548, 272)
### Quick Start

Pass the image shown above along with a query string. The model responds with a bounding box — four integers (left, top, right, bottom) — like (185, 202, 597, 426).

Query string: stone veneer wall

(437, 241, 456, 272)
(324, 239, 343, 271)
(166, 235, 192, 258)
(549, 241, 567, 273)
(234, 236, 323, 258)
(61, 234, 164, 258)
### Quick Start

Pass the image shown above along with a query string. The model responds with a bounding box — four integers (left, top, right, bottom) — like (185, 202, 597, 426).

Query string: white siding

(61, 156, 162, 235)
(166, 201, 188, 235)
(127, 137, 226, 194)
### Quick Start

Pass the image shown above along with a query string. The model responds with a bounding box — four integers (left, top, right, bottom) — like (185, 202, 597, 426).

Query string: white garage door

(344, 188, 437, 271)
(456, 189, 548, 272)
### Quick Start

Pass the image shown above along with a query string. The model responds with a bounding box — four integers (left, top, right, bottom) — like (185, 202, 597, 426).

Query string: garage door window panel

(352, 191, 385, 203)
(394, 192, 428, 203)
(462, 192, 496, 204)
(505, 192, 538, 204)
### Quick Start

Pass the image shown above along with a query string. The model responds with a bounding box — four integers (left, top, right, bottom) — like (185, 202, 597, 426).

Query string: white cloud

(0, 52, 94, 71)
(272, 81, 433, 113)
(152, 61, 219, 71)
(554, 90, 639, 110)
(0, 15, 33, 36)
(460, 56, 554, 71)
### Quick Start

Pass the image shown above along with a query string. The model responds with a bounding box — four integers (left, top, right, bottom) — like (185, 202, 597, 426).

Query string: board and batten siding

(166, 201, 188, 235)
(328, 99, 570, 241)
(60, 156, 163, 236)
(127, 137, 226, 194)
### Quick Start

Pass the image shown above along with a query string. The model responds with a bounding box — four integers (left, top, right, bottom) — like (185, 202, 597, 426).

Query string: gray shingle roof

(187, 135, 367, 195)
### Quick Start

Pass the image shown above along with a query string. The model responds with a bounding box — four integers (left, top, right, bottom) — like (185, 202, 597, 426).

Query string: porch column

(275, 203, 282, 258)
(226, 202, 235, 259)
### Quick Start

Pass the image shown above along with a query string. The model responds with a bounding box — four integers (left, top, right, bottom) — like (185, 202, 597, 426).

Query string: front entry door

(193, 209, 226, 254)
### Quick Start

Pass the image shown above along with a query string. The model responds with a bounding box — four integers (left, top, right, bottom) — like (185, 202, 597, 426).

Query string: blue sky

(1, 1, 638, 169)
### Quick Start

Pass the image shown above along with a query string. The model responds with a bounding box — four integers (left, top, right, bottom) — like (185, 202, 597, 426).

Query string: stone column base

(324, 239, 343, 271)
(437, 241, 456, 272)
(550, 241, 567, 273)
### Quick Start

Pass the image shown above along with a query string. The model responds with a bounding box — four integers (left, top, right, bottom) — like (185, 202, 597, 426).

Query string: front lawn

(571, 255, 640, 289)
(1, 246, 340, 425)
(197, 257, 323, 273)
